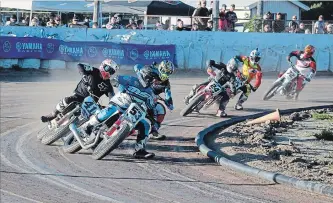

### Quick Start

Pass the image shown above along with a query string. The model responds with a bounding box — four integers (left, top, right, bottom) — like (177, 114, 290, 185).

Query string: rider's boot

(234, 93, 247, 111)
(216, 110, 228, 117)
(133, 136, 155, 159)
(184, 84, 199, 105)
(150, 131, 166, 140)
(81, 116, 100, 137)
(41, 99, 66, 123)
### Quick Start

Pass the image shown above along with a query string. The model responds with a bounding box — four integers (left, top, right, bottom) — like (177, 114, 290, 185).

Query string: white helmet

(99, 59, 119, 80)
(226, 58, 239, 73)
(249, 48, 261, 65)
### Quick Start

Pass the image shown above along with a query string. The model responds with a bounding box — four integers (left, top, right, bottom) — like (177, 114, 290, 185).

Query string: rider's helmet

(99, 59, 119, 80)
(303, 45, 315, 58)
(157, 60, 175, 81)
(226, 58, 239, 73)
(249, 48, 261, 66)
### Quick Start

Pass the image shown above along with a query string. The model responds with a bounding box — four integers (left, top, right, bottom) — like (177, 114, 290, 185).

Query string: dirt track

(1, 72, 333, 203)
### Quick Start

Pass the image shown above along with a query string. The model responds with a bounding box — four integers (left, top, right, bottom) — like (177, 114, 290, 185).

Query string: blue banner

(0, 36, 176, 65)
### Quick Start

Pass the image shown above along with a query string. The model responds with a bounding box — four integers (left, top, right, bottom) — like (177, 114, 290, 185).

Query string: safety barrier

(1, 27, 333, 71)
(195, 105, 333, 197)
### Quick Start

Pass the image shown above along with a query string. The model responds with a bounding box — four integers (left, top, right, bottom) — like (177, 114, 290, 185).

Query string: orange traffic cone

(246, 109, 281, 125)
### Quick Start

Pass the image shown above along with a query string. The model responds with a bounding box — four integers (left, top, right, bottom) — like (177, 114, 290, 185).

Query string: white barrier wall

(1, 27, 333, 72)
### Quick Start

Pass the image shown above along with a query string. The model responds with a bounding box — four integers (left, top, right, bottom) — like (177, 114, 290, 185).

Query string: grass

(313, 129, 333, 141)
(312, 112, 333, 121)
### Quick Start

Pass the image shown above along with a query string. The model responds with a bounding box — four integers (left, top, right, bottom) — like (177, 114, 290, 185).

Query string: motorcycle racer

(285, 45, 316, 99)
(234, 48, 263, 110)
(41, 59, 119, 123)
(82, 75, 157, 159)
(134, 60, 175, 140)
(184, 58, 239, 117)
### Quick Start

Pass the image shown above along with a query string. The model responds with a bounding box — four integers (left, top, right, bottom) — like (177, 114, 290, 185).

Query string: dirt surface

(212, 109, 333, 184)
(1, 72, 333, 203)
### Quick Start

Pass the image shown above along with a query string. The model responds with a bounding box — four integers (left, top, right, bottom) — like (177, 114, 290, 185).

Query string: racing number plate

(285, 68, 297, 81)
(81, 96, 99, 119)
(209, 82, 223, 94)
(124, 103, 145, 124)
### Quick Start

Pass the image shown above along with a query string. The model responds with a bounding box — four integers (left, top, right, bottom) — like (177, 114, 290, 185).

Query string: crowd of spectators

(261, 12, 332, 34)
(2, 0, 332, 35)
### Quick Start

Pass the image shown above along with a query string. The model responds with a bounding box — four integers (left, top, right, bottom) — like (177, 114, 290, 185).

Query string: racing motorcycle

(68, 92, 151, 160)
(263, 62, 304, 101)
(180, 78, 231, 117)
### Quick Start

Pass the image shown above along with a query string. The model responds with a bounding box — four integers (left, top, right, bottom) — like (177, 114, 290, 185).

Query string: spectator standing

(263, 24, 272, 33)
(219, 4, 228, 31)
(263, 12, 273, 28)
(54, 16, 61, 26)
(314, 15, 325, 34)
(193, 0, 211, 30)
(297, 22, 306, 33)
(47, 18, 57, 27)
(272, 13, 285, 33)
(92, 22, 98, 28)
(176, 19, 189, 31)
(327, 24, 333, 34)
(106, 17, 117, 29)
(114, 14, 124, 29)
(69, 16, 86, 28)
(5, 15, 17, 26)
(30, 17, 39, 27)
(288, 15, 299, 30)
(137, 20, 144, 29)
(126, 18, 134, 29)
(205, 20, 213, 31)
(225, 4, 238, 32)
(84, 17, 90, 28)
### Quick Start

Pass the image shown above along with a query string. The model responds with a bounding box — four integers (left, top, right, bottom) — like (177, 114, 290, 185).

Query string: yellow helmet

(158, 60, 174, 81)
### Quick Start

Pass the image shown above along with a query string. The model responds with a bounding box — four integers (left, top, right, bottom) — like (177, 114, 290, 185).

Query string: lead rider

(41, 59, 119, 123)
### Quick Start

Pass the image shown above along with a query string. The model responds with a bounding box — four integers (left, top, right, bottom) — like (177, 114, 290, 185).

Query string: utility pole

(256, 0, 263, 17)
(212, 0, 219, 31)
(93, 0, 100, 26)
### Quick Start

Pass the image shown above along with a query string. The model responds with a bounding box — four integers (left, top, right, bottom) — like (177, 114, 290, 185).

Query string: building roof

(249, 0, 310, 11)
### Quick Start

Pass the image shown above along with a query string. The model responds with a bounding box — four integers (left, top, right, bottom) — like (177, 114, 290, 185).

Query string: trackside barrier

(195, 105, 333, 197)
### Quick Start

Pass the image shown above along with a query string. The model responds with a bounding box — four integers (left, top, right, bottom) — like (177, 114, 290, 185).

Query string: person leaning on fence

(5, 15, 17, 26)
(176, 19, 190, 31)
(263, 12, 273, 28)
(218, 4, 228, 31)
(288, 15, 299, 30)
(272, 13, 285, 33)
(192, 0, 211, 30)
(296, 22, 306, 33)
(225, 4, 238, 32)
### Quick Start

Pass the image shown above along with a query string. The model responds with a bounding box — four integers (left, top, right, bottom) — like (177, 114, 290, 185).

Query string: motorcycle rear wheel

(92, 122, 131, 160)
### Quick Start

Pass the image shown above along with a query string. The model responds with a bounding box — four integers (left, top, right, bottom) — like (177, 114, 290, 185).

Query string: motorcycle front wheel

(92, 122, 131, 160)
(262, 81, 283, 101)
(180, 94, 205, 117)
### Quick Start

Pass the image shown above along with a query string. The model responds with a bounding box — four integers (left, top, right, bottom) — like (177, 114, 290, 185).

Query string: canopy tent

(1, 0, 194, 16)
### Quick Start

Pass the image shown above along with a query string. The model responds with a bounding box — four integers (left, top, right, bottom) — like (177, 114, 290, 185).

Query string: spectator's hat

(277, 12, 281, 15)
(221, 4, 226, 8)
(230, 4, 235, 7)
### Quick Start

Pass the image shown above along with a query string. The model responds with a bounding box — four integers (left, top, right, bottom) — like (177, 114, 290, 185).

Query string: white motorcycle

(263, 62, 307, 101)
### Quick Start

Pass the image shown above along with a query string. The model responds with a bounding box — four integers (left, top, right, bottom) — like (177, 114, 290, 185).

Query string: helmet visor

(254, 56, 261, 63)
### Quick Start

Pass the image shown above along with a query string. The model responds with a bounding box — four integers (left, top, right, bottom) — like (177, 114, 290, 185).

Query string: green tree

(301, 1, 333, 20)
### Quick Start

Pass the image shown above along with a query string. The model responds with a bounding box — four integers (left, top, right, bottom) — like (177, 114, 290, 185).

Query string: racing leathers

(41, 64, 114, 123)
(184, 61, 237, 114)
(286, 50, 316, 93)
(84, 75, 157, 158)
(134, 63, 174, 140)
(234, 55, 263, 110)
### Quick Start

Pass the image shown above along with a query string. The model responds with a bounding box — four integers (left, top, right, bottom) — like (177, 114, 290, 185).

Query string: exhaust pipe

(69, 123, 100, 150)
(57, 106, 80, 126)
